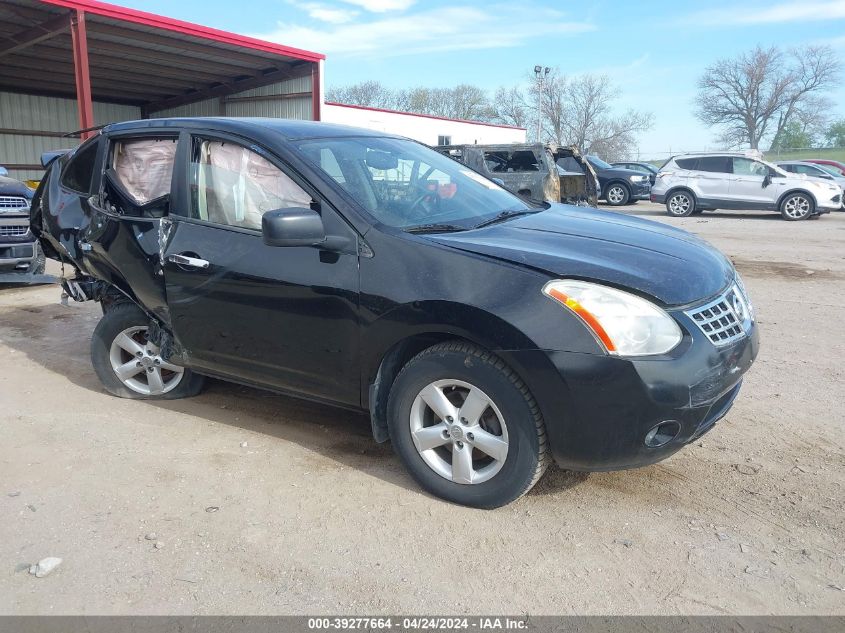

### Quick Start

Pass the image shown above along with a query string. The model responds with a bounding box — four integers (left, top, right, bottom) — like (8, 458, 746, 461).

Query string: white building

(322, 102, 526, 147)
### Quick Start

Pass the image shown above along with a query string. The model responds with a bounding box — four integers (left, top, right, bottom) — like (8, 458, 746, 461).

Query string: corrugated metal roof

(0, 0, 319, 112)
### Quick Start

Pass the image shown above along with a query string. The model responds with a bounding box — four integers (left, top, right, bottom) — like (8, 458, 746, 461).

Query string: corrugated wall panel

(149, 77, 313, 120)
(225, 98, 312, 119)
(0, 92, 140, 180)
(150, 97, 221, 119)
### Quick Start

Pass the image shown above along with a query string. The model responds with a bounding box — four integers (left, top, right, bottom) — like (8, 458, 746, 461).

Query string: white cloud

(680, 0, 845, 26)
(254, 3, 594, 58)
(300, 2, 359, 24)
(338, 0, 416, 12)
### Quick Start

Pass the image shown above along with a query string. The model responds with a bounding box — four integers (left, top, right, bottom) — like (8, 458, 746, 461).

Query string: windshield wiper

(472, 209, 540, 229)
(404, 223, 467, 234)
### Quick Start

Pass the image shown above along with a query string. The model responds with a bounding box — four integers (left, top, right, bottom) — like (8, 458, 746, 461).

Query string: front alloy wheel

(606, 184, 630, 206)
(780, 193, 813, 221)
(388, 341, 548, 508)
(410, 379, 509, 485)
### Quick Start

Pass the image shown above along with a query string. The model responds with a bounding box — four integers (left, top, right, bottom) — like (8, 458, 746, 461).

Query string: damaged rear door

(161, 132, 362, 407)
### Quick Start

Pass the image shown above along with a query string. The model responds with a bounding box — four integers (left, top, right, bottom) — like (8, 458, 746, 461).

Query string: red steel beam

(311, 62, 321, 122)
(70, 10, 95, 139)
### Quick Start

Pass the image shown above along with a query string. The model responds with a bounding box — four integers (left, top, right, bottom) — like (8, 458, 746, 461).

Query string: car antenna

(62, 124, 107, 138)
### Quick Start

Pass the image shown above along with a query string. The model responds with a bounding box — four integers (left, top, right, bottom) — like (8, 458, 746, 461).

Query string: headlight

(733, 273, 754, 322)
(629, 175, 646, 182)
(542, 280, 683, 356)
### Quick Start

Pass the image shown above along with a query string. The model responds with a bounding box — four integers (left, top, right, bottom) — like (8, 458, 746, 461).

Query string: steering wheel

(405, 182, 439, 220)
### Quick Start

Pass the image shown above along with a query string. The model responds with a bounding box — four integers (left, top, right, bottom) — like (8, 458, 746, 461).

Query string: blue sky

(116, 0, 845, 157)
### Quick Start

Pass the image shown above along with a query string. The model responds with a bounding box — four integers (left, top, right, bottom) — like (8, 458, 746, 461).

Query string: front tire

(780, 193, 814, 221)
(387, 342, 549, 508)
(91, 303, 205, 399)
(666, 190, 695, 217)
(605, 183, 630, 206)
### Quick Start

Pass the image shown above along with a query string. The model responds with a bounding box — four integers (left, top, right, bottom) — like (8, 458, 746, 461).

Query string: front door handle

(167, 253, 210, 269)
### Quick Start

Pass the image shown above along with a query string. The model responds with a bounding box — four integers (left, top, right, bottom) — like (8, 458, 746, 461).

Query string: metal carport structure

(0, 0, 324, 179)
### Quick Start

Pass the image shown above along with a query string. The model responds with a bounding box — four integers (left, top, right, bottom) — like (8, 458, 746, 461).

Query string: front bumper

(630, 181, 651, 200)
(503, 319, 759, 471)
(651, 192, 666, 204)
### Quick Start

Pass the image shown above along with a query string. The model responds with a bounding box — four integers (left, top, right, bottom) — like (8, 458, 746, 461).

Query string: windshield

(294, 136, 532, 230)
(586, 155, 613, 170)
(815, 164, 843, 178)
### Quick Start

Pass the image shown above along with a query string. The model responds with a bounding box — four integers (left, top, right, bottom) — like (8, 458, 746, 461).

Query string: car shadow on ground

(0, 298, 591, 503)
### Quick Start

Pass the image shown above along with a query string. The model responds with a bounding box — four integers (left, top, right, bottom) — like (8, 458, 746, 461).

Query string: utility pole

(534, 65, 550, 143)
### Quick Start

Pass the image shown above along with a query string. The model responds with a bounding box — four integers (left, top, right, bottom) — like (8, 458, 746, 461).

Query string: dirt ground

(1, 203, 843, 615)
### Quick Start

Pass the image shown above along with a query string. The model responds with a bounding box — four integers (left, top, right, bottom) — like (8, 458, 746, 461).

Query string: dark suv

(585, 156, 652, 206)
(0, 174, 43, 277)
(32, 118, 758, 508)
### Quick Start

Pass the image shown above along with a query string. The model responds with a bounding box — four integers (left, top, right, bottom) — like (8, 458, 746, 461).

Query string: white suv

(651, 153, 842, 221)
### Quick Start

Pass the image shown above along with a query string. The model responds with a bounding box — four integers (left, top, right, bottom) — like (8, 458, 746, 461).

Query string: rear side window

(111, 138, 177, 204)
(675, 158, 698, 170)
(61, 140, 99, 193)
(697, 156, 731, 173)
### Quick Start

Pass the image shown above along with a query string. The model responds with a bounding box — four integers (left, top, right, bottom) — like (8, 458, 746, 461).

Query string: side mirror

(262, 207, 325, 247)
(762, 173, 772, 188)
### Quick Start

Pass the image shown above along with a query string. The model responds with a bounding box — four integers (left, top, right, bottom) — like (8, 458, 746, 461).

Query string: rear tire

(91, 303, 205, 400)
(780, 193, 814, 221)
(605, 183, 630, 206)
(666, 190, 695, 217)
(387, 341, 549, 508)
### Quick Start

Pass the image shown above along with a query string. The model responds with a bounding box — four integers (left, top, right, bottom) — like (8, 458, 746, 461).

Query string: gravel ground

(0, 203, 843, 615)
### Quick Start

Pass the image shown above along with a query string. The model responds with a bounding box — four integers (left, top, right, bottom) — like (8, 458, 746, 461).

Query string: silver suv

(651, 152, 842, 221)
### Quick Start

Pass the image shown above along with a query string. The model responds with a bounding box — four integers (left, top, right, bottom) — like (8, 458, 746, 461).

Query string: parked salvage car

(436, 143, 598, 207)
(652, 153, 842, 220)
(0, 173, 43, 277)
(612, 161, 659, 185)
(805, 159, 845, 177)
(776, 161, 845, 208)
(585, 156, 651, 206)
(32, 118, 759, 508)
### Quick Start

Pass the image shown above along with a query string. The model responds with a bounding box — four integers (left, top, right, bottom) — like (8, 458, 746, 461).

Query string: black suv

(31, 118, 758, 508)
(586, 156, 652, 206)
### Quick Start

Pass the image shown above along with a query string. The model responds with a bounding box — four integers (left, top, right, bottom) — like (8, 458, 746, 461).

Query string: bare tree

(533, 70, 653, 160)
(490, 86, 530, 128)
(695, 45, 840, 150)
(326, 82, 494, 121)
(326, 80, 399, 109)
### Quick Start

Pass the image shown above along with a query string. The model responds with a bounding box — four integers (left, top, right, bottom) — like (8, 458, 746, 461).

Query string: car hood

(429, 205, 735, 306)
(0, 176, 33, 198)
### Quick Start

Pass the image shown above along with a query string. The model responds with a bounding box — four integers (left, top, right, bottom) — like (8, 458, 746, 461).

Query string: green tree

(826, 120, 845, 147)
(770, 121, 814, 151)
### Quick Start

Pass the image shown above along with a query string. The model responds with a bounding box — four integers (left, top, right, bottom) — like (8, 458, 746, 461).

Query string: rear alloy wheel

(605, 183, 630, 206)
(388, 342, 548, 508)
(666, 191, 695, 217)
(780, 193, 813, 221)
(91, 302, 205, 399)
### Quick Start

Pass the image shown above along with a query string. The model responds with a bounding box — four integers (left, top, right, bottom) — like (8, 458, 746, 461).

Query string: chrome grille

(0, 225, 29, 237)
(686, 286, 749, 346)
(0, 196, 29, 210)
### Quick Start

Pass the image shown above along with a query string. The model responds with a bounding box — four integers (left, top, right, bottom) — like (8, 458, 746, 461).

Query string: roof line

(40, 0, 325, 62)
(324, 102, 527, 131)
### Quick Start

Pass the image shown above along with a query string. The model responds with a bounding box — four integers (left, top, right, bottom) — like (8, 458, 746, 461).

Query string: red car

(806, 159, 845, 177)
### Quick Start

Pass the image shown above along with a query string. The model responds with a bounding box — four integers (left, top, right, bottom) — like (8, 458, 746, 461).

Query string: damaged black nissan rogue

(31, 118, 759, 508)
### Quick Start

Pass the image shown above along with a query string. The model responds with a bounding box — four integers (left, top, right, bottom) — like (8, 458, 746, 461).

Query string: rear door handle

(167, 253, 210, 269)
